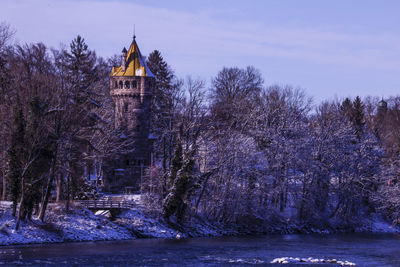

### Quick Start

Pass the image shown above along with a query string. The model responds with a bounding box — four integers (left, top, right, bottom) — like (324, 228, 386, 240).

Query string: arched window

(125, 81, 130, 89)
(114, 81, 118, 88)
(124, 103, 129, 112)
(119, 81, 123, 89)
(132, 80, 137, 88)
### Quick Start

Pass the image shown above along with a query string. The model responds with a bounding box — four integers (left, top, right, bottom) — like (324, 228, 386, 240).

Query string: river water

(0, 234, 399, 266)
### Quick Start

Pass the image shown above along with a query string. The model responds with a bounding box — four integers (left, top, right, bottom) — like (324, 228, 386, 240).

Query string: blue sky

(1, 0, 399, 102)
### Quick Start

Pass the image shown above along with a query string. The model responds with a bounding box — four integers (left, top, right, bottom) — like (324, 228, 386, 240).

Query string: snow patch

(270, 257, 356, 266)
(0, 206, 133, 246)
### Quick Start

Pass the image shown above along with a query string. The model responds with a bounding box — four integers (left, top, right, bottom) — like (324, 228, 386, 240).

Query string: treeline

(143, 51, 400, 230)
(0, 24, 123, 229)
(1, 22, 400, 231)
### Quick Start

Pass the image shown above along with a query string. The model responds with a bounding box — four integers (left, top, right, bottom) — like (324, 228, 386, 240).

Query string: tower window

(119, 81, 123, 89)
(132, 80, 137, 88)
(114, 81, 118, 88)
(126, 159, 130, 166)
(125, 81, 130, 89)
(136, 125, 140, 132)
(124, 103, 129, 112)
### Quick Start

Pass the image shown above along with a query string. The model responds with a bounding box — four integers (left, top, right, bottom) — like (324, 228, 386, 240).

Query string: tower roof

(378, 98, 387, 108)
(111, 37, 154, 77)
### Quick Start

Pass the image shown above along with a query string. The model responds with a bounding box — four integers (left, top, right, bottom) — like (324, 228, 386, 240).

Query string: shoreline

(1, 201, 399, 247)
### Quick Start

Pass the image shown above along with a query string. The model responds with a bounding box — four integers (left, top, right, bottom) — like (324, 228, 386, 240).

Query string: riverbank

(0, 203, 232, 246)
(0, 201, 399, 246)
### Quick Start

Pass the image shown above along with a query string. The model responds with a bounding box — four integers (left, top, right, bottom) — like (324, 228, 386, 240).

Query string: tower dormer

(121, 47, 127, 71)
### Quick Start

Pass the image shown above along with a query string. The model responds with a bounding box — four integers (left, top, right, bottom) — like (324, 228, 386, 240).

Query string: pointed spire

(110, 35, 154, 77)
(378, 97, 387, 110)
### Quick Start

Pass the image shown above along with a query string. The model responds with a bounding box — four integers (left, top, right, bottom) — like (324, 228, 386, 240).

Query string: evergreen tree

(168, 126, 183, 188)
(340, 97, 353, 120)
(0, 48, 11, 200)
(7, 107, 25, 216)
(146, 50, 174, 107)
(352, 96, 365, 139)
(21, 96, 55, 221)
(162, 131, 198, 223)
(146, 50, 182, 182)
(340, 96, 365, 139)
(64, 35, 97, 95)
(62, 35, 102, 210)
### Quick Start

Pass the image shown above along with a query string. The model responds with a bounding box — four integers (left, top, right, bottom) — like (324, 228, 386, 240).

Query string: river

(0, 234, 399, 266)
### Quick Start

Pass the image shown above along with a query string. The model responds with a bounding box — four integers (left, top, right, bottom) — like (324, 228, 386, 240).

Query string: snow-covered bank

(0, 203, 399, 246)
(0, 205, 133, 246)
(0, 203, 232, 246)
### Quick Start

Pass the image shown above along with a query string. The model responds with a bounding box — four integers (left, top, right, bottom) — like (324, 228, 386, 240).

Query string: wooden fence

(0, 200, 135, 210)
(76, 200, 135, 209)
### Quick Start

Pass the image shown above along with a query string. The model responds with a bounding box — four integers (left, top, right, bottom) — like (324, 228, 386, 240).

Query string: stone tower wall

(105, 75, 154, 192)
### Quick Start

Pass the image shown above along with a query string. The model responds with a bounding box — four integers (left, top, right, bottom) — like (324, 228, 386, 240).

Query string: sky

(1, 0, 399, 103)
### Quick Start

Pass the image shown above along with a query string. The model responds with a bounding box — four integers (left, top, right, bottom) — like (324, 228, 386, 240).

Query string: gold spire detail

(111, 38, 154, 77)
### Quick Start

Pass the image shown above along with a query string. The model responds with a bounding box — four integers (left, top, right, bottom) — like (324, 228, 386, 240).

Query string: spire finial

(133, 24, 136, 40)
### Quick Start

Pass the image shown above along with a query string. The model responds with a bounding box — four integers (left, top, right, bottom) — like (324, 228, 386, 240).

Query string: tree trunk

(162, 136, 167, 196)
(15, 177, 25, 230)
(96, 162, 101, 188)
(39, 157, 57, 221)
(56, 174, 61, 202)
(1, 172, 6, 200)
(279, 190, 284, 212)
(194, 172, 213, 212)
(299, 182, 307, 220)
(65, 174, 70, 212)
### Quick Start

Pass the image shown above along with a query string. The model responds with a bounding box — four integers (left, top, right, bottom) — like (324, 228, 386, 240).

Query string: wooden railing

(76, 200, 135, 209)
(0, 200, 135, 210)
(0, 201, 12, 210)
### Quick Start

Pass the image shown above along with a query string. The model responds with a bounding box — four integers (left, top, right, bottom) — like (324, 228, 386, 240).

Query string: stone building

(104, 36, 155, 192)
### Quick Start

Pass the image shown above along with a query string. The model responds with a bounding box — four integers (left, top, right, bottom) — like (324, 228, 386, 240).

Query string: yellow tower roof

(111, 37, 154, 77)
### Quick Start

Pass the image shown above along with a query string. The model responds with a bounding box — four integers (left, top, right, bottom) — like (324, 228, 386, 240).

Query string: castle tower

(374, 98, 388, 140)
(377, 98, 388, 115)
(105, 36, 155, 192)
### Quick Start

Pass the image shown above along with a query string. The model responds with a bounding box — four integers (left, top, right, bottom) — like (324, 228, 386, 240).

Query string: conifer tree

(0, 49, 11, 200)
(146, 50, 182, 182)
(341, 96, 365, 139)
(340, 97, 353, 120)
(64, 35, 97, 93)
(7, 107, 25, 216)
(352, 96, 365, 139)
(62, 35, 102, 210)
(146, 50, 173, 103)
(168, 126, 183, 188)
(162, 130, 198, 223)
